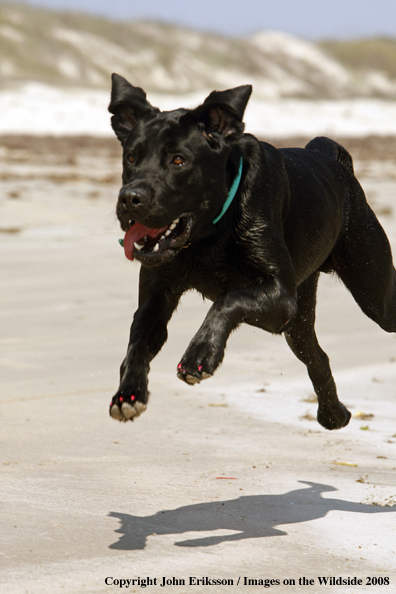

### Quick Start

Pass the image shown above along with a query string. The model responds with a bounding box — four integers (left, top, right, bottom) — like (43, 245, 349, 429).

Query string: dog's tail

(305, 136, 354, 175)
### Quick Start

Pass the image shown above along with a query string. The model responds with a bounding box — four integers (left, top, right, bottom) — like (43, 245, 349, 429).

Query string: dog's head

(109, 74, 252, 266)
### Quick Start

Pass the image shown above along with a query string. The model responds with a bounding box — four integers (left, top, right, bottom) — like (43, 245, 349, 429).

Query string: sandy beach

(1, 134, 395, 593)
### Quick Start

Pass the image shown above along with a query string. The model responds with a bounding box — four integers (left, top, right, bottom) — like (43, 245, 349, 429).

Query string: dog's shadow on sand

(109, 481, 395, 550)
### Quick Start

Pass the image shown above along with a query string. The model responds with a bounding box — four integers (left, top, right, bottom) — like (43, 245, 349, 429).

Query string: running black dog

(108, 73, 396, 429)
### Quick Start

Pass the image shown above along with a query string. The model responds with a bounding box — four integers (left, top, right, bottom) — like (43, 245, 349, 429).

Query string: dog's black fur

(108, 73, 396, 429)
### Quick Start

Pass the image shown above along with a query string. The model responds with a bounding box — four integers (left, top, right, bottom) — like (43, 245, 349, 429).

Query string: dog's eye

(127, 155, 135, 164)
(172, 155, 185, 166)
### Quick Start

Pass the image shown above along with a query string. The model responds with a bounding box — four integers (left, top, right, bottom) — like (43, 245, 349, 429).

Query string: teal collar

(212, 157, 243, 225)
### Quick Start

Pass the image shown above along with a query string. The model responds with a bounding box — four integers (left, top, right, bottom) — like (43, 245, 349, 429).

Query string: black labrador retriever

(108, 73, 396, 429)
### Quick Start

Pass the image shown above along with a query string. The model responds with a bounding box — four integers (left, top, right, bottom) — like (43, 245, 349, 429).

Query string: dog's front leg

(110, 284, 181, 422)
(177, 278, 297, 384)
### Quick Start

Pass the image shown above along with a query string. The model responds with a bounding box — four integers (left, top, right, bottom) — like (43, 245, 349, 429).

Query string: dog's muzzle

(120, 214, 194, 266)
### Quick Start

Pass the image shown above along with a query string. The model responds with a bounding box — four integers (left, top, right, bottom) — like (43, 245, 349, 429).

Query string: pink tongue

(123, 222, 168, 260)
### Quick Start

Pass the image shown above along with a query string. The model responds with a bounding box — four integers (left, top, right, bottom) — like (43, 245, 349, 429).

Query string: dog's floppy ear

(109, 74, 158, 142)
(192, 85, 252, 141)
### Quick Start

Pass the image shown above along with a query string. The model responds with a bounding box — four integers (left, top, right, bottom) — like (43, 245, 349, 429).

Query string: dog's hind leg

(284, 272, 351, 430)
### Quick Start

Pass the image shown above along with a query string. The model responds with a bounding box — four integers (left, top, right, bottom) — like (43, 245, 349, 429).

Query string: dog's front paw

(177, 362, 213, 385)
(317, 401, 351, 430)
(177, 340, 222, 385)
(109, 391, 148, 422)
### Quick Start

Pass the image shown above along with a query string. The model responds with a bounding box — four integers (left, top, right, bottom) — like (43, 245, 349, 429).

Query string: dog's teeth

(153, 244, 159, 252)
(165, 228, 172, 236)
(134, 243, 143, 251)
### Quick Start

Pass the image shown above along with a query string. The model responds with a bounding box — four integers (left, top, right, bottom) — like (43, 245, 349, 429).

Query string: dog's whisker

(105, 208, 118, 224)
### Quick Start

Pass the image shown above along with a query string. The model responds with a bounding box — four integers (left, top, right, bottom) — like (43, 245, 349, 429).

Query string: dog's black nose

(118, 186, 150, 208)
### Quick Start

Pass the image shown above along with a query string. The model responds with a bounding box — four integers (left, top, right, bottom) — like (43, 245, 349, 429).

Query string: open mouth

(121, 214, 194, 263)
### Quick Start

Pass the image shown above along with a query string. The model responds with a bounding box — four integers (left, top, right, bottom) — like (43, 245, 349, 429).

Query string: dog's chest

(186, 253, 254, 301)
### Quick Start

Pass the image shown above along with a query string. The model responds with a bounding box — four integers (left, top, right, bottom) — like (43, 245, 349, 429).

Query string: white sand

(1, 135, 395, 593)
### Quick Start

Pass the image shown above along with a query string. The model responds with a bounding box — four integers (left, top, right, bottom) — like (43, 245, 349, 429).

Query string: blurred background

(1, 0, 396, 136)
